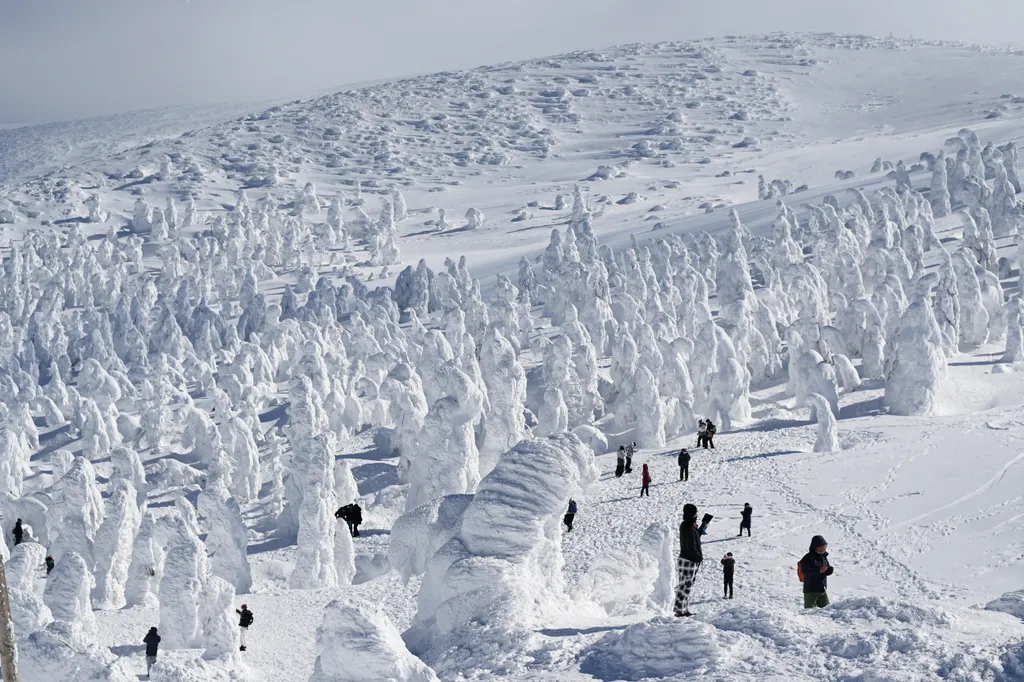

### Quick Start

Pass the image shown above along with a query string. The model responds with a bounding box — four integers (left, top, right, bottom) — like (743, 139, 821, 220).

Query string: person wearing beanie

(721, 552, 735, 599)
(236, 603, 254, 650)
(799, 535, 834, 608)
(673, 503, 704, 617)
(143, 626, 161, 676)
(640, 463, 652, 497)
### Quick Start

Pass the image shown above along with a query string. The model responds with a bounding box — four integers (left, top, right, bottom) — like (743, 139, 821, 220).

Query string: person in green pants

(800, 535, 834, 608)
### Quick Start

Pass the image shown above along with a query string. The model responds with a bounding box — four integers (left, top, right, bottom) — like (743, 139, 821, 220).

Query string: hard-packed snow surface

(2, 32, 1024, 682)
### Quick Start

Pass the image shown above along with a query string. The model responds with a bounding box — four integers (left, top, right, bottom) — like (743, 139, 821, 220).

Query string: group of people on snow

(142, 604, 254, 676)
(334, 502, 363, 537)
(614, 443, 636, 477)
(696, 420, 717, 449)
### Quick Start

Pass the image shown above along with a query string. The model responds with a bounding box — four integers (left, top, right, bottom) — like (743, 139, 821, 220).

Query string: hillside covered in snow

(1, 32, 1024, 681)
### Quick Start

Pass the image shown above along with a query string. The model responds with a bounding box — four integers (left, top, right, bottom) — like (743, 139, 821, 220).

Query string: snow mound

(707, 603, 815, 649)
(20, 621, 135, 682)
(150, 656, 255, 682)
(986, 590, 1024, 620)
(580, 617, 722, 681)
(310, 597, 439, 682)
(823, 596, 952, 627)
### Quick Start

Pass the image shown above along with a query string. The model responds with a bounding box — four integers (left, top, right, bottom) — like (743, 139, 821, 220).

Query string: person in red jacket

(640, 463, 652, 497)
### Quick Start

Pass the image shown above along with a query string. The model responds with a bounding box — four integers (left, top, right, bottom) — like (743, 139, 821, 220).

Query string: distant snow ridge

(405, 433, 599, 675)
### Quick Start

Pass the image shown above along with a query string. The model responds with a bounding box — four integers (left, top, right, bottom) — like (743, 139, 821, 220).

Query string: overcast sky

(2, 0, 1022, 124)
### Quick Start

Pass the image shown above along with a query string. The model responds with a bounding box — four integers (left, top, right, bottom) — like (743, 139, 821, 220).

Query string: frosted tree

(290, 433, 339, 589)
(632, 366, 666, 448)
(535, 387, 569, 438)
(1003, 297, 1024, 363)
(808, 393, 840, 453)
(132, 197, 152, 233)
(199, 575, 239, 660)
(640, 523, 675, 613)
(91, 481, 141, 610)
(885, 297, 946, 416)
(478, 327, 527, 471)
(124, 512, 159, 607)
(709, 357, 752, 432)
(198, 485, 253, 594)
(0, 428, 27, 497)
(390, 186, 409, 222)
(43, 551, 96, 634)
(406, 395, 481, 510)
(310, 598, 440, 682)
(465, 207, 485, 230)
(953, 249, 990, 347)
(159, 517, 206, 648)
(110, 446, 148, 509)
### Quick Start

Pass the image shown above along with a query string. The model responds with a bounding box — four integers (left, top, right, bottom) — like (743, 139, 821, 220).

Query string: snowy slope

(2, 32, 1024, 682)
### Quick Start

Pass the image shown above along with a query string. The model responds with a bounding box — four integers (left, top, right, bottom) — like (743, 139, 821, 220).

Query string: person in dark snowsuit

(12, 519, 23, 546)
(348, 504, 362, 537)
(625, 443, 635, 474)
(800, 535, 834, 608)
(721, 552, 735, 599)
(143, 627, 161, 676)
(739, 503, 752, 537)
(236, 604, 254, 650)
(563, 499, 577, 532)
(640, 463, 651, 497)
(704, 421, 717, 449)
(673, 503, 703, 617)
(615, 447, 625, 477)
(678, 448, 691, 481)
(45, 555, 55, 575)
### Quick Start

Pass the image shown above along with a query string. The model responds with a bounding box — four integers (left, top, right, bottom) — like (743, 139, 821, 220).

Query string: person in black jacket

(615, 447, 625, 477)
(563, 499, 577, 532)
(143, 627, 160, 676)
(673, 503, 704, 617)
(12, 519, 23, 546)
(349, 504, 362, 537)
(800, 535, 834, 608)
(45, 555, 55, 575)
(721, 552, 735, 599)
(236, 604, 254, 650)
(739, 503, 752, 537)
(678, 448, 691, 481)
(704, 422, 717, 449)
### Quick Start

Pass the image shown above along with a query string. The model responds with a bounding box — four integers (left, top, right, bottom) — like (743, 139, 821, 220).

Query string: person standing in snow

(236, 603, 254, 651)
(563, 498, 577, 532)
(12, 519, 23, 545)
(739, 503, 752, 537)
(348, 503, 362, 537)
(721, 552, 735, 599)
(625, 442, 635, 474)
(678, 447, 691, 481)
(615, 447, 625, 477)
(143, 626, 160, 676)
(799, 535, 834, 608)
(704, 421, 717, 449)
(673, 503, 704, 617)
(45, 555, 55, 575)
(697, 420, 707, 448)
(640, 463, 651, 497)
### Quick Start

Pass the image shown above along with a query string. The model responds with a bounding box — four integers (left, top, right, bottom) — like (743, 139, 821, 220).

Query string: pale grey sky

(2, 0, 1021, 124)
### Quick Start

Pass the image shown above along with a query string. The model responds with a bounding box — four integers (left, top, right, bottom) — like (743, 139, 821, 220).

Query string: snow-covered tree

(44, 551, 95, 634)
(885, 297, 946, 416)
(808, 393, 839, 453)
(91, 481, 141, 610)
(1003, 296, 1024, 363)
(198, 485, 252, 594)
(290, 433, 339, 589)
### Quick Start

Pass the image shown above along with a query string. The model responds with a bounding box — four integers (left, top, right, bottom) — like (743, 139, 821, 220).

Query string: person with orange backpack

(798, 535, 833, 608)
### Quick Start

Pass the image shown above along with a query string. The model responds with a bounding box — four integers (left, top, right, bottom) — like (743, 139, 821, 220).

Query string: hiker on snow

(143, 626, 161, 676)
(236, 603, 254, 651)
(678, 447, 690, 481)
(697, 420, 707, 448)
(721, 552, 735, 599)
(673, 503, 704, 617)
(625, 442, 635, 474)
(45, 555, 54, 575)
(334, 503, 363, 537)
(615, 447, 625, 477)
(563, 498, 577, 532)
(704, 421, 717, 449)
(12, 519, 23, 545)
(640, 463, 651, 497)
(739, 503, 752, 537)
(799, 535, 834, 608)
